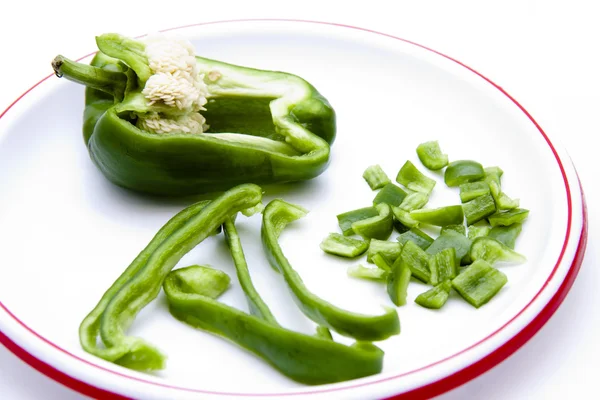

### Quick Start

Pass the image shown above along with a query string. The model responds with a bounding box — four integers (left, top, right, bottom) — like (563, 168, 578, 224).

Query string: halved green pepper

(52, 33, 335, 196)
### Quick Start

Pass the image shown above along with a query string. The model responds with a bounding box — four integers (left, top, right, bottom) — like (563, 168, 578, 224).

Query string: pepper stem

(51, 55, 127, 98)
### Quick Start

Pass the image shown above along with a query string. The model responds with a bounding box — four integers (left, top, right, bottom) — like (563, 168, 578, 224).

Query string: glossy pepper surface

(163, 265, 385, 384)
(52, 33, 335, 196)
(78, 184, 263, 370)
(262, 199, 401, 341)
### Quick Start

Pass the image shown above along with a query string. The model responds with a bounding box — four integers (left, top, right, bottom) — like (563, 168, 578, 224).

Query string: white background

(0, 0, 598, 398)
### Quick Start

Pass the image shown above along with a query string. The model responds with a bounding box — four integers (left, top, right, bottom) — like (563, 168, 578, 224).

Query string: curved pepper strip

(163, 265, 384, 384)
(52, 34, 335, 196)
(79, 184, 263, 370)
(261, 199, 400, 341)
(223, 217, 277, 324)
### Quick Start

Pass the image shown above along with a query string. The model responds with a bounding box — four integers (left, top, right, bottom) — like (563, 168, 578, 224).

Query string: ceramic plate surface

(0, 20, 587, 400)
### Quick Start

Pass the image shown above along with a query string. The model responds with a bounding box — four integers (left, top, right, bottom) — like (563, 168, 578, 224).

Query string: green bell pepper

(367, 239, 402, 264)
(320, 233, 369, 258)
(470, 237, 526, 265)
(52, 33, 335, 196)
(373, 183, 409, 208)
(444, 160, 485, 187)
(348, 264, 389, 281)
(223, 217, 277, 323)
(164, 265, 385, 384)
(452, 260, 507, 308)
(352, 203, 394, 240)
(262, 199, 400, 341)
(363, 164, 391, 190)
(79, 184, 262, 371)
(397, 227, 434, 250)
(415, 281, 452, 309)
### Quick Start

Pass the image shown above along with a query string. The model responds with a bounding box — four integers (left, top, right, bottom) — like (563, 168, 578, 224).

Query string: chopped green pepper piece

(488, 223, 523, 249)
(444, 160, 485, 187)
(399, 241, 431, 283)
(352, 203, 394, 240)
(459, 181, 490, 203)
(392, 206, 420, 229)
(397, 228, 434, 250)
(452, 260, 507, 308)
(337, 207, 379, 236)
(363, 164, 391, 190)
(484, 166, 504, 178)
(468, 224, 491, 240)
(373, 183, 408, 207)
(462, 193, 496, 225)
(367, 240, 402, 264)
(470, 237, 526, 265)
(398, 192, 429, 211)
(347, 264, 389, 281)
(495, 192, 520, 210)
(392, 219, 411, 234)
(410, 205, 464, 227)
(396, 161, 436, 194)
(416, 141, 448, 171)
(164, 266, 386, 384)
(263, 199, 400, 341)
(320, 233, 369, 258)
(440, 224, 466, 236)
(484, 171, 501, 187)
(224, 217, 277, 323)
(387, 256, 412, 306)
(415, 281, 452, 309)
(426, 230, 472, 265)
(488, 208, 530, 227)
(372, 253, 392, 272)
(429, 248, 458, 286)
(488, 180, 519, 210)
(79, 184, 263, 371)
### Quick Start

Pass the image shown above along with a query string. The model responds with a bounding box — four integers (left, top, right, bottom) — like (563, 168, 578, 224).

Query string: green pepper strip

(163, 266, 385, 384)
(79, 199, 208, 369)
(223, 217, 277, 324)
(262, 199, 400, 341)
(79, 184, 263, 371)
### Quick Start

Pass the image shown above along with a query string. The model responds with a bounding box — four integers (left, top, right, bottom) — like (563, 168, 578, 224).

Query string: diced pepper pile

(320, 140, 529, 309)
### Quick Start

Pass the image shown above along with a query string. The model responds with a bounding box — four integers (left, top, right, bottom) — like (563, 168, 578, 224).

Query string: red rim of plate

(0, 19, 588, 400)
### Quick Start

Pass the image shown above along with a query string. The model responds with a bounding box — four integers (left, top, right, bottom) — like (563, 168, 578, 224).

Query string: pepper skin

(262, 199, 400, 341)
(163, 265, 385, 384)
(79, 184, 262, 371)
(52, 34, 335, 196)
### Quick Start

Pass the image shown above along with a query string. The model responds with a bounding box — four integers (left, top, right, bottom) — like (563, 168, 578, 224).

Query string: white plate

(0, 20, 587, 399)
